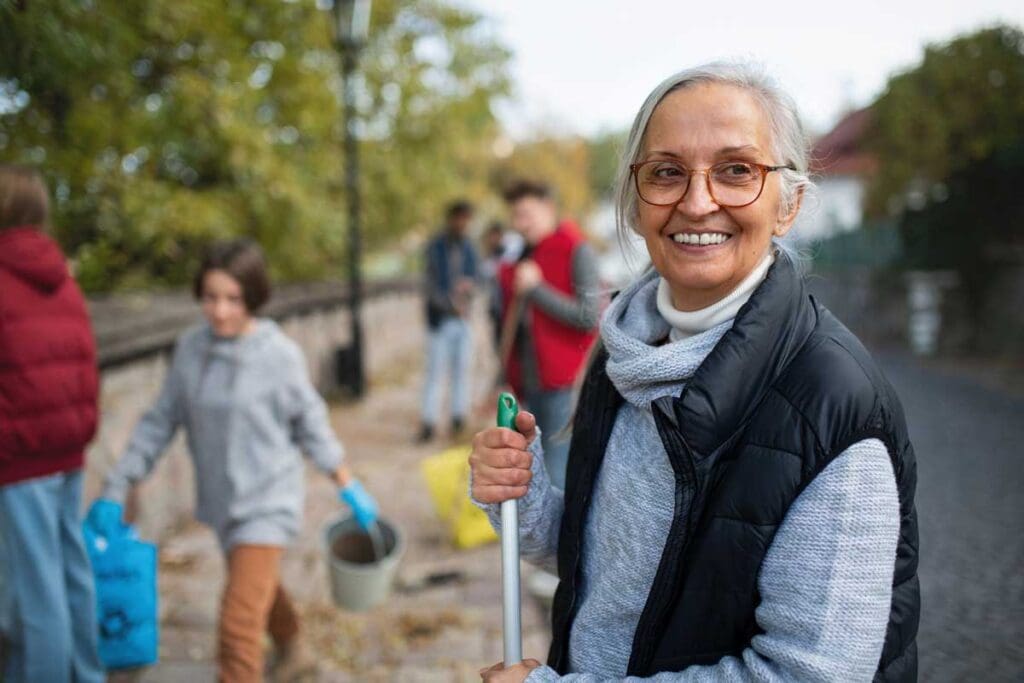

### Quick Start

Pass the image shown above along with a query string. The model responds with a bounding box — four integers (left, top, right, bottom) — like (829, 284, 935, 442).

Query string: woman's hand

(479, 659, 542, 682)
(470, 411, 537, 504)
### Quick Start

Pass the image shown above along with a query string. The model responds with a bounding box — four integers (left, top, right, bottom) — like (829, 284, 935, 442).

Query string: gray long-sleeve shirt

(478, 271, 900, 682)
(102, 320, 344, 549)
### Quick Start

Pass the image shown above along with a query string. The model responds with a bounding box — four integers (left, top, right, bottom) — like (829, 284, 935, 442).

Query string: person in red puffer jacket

(0, 165, 105, 683)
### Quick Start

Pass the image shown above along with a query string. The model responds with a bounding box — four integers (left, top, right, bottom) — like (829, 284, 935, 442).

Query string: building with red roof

(795, 107, 878, 242)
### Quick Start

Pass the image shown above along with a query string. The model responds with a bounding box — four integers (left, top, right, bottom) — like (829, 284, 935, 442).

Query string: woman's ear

(774, 186, 805, 237)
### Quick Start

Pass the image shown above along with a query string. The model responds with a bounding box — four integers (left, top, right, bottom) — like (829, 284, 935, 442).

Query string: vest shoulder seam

(766, 386, 827, 457)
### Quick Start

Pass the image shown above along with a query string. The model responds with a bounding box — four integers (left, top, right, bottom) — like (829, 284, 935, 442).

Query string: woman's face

(635, 83, 800, 310)
(200, 269, 252, 338)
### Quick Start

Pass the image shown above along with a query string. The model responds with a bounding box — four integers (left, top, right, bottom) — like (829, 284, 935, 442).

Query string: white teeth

(671, 232, 730, 246)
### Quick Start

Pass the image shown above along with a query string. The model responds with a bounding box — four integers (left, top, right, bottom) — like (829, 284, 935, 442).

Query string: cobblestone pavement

(115, 316, 552, 682)
(878, 354, 1024, 682)
(111, 337, 1023, 682)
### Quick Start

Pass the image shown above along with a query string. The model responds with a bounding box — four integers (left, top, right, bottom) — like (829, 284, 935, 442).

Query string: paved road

(878, 353, 1023, 682)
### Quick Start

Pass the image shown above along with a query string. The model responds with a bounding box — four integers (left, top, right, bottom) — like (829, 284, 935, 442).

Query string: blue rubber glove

(339, 480, 379, 531)
(85, 499, 124, 538)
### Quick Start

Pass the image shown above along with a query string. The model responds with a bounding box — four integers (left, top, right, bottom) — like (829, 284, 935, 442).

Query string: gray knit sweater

(481, 270, 900, 682)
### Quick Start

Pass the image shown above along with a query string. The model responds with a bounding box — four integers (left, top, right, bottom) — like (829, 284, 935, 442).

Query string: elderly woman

(471, 62, 918, 683)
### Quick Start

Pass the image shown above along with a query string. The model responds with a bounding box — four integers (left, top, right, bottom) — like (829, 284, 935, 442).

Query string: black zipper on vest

(627, 396, 700, 676)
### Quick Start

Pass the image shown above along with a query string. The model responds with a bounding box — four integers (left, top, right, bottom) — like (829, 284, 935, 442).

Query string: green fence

(809, 221, 902, 270)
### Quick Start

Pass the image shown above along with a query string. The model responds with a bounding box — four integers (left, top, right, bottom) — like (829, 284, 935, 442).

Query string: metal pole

(341, 48, 366, 398)
(496, 393, 522, 665)
(501, 498, 522, 664)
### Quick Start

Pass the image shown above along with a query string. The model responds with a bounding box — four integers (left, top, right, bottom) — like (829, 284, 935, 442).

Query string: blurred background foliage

(862, 25, 1024, 340)
(865, 25, 1024, 219)
(2, 1, 1021, 302)
(1, 0, 542, 291)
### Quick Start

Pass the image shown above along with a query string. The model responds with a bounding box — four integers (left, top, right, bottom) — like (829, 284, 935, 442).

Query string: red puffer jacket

(0, 226, 99, 485)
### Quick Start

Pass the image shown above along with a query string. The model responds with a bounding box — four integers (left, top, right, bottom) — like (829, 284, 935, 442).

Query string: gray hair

(614, 61, 813, 254)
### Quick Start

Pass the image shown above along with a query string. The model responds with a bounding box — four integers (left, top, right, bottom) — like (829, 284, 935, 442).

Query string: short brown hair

(502, 179, 554, 204)
(193, 239, 271, 312)
(445, 199, 474, 220)
(0, 165, 50, 231)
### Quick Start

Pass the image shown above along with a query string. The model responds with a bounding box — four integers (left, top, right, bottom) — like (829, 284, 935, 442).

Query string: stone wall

(82, 281, 424, 541)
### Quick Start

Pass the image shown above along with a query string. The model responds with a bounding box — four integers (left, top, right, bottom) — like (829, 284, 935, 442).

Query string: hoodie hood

(0, 226, 69, 293)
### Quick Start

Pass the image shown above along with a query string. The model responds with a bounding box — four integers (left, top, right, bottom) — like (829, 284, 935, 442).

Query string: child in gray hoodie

(86, 239, 377, 682)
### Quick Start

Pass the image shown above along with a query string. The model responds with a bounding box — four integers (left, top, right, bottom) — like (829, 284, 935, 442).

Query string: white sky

(462, 0, 1024, 139)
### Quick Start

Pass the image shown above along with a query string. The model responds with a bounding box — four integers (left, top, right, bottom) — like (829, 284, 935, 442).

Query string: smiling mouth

(670, 232, 733, 246)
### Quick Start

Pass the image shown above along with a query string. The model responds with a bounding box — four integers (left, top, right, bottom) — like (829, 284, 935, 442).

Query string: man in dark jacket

(418, 200, 479, 442)
(0, 165, 105, 682)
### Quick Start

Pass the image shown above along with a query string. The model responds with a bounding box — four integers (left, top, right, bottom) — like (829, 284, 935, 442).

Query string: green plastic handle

(497, 392, 519, 430)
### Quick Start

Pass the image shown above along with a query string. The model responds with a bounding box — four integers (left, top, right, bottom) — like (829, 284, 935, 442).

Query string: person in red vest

(498, 180, 600, 491)
(0, 165, 105, 683)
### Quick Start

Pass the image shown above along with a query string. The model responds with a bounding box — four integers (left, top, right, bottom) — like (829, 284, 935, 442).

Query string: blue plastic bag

(83, 521, 159, 670)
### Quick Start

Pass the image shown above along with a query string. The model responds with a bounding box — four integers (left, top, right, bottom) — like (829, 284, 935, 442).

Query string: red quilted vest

(0, 227, 99, 485)
(500, 220, 597, 393)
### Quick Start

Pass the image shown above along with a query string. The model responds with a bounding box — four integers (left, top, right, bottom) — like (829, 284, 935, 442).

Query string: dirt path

(120, 311, 552, 682)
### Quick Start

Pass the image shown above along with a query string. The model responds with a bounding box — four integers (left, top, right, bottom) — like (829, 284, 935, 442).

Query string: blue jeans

(421, 317, 473, 427)
(524, 387, 575, 492)
(0, 470, 105, 683)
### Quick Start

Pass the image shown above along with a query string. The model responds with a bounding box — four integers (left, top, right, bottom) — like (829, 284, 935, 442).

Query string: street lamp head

(332, 0, 372, 51)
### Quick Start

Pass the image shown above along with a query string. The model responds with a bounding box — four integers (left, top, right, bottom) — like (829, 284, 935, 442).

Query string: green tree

(865, 24, 1024, 350)
(865, 25, 1024, 217)
(899, 142, 1024, 345)
(490, 133, 594, 222)
(0, 0, 510, 292)
(587, 128, 626, 200)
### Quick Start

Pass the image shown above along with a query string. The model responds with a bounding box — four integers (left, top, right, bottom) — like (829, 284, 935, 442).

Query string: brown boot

(270, 637, 318, 682)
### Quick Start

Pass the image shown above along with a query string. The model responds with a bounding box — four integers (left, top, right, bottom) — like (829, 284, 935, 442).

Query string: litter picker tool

(496, 392, 522, 665)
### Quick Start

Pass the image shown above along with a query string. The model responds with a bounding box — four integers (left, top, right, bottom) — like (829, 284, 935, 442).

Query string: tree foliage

(586, 128, 626, 200)
(0, 0, 511, 292)
(490, 133, 593, 221)
(865, 25, 1024, 218)
(900, 142, 1024, 327)
(863, 24, 1024, 349)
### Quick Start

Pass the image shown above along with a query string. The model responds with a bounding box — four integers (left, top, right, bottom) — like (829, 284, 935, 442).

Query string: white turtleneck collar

(656, 251, 775, 342)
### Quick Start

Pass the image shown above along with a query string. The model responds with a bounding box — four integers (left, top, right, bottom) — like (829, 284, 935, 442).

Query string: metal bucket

(323, 515, 405, 611)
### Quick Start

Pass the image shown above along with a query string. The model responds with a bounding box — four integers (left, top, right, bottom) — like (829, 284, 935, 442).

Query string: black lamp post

(331, 0, 371, 398)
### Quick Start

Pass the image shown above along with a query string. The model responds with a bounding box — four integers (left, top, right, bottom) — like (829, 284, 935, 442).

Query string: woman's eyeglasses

(629, 160, 795, 208)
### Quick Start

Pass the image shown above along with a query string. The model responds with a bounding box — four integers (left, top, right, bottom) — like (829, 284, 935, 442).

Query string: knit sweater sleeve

(102, 340, 187, 503)
(472, 428, 563, 574)
(529, 243, 601, 331)
(526, 438, 900, 683)
(283, 345, 345, 475)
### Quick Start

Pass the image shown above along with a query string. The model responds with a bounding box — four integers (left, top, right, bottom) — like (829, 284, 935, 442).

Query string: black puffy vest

(548, 254, 919, 681)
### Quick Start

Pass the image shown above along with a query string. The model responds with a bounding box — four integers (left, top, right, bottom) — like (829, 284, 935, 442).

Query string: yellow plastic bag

(420, 445, 498, 549)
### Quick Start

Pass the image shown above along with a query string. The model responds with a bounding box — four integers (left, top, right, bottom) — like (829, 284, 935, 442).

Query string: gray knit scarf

(600, 270, 733, 407)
